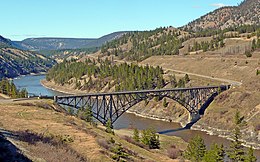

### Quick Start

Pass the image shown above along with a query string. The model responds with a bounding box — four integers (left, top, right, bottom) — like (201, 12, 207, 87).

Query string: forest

(0, 79, 28, 98)
(47, 58, 165, 91)
(100, 27, 182, 61)
(99, 25, 260, 62)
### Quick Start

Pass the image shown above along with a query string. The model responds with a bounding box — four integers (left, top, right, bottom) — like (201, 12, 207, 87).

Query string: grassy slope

(0, 99, 187, 161)
(140, 52, 260, 147)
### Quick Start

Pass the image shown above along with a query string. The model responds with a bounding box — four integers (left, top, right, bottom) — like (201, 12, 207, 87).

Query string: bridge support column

(189, 112, 201, 123)
(54, 96, 57, 102)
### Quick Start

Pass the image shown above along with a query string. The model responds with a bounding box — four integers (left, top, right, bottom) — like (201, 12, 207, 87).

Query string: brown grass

(0, 100, 187, 161)
(0, 100, 107, 161)
(13, 130, 85, 162)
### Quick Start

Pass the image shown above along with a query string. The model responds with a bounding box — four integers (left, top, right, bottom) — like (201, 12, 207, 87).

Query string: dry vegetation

(139, 52, 260, 147)
(0, 99, 188, 161)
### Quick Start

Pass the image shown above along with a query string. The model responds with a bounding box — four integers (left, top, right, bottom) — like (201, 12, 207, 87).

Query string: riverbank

(41, 79, 83, 95)
(192, 124, 260, 150)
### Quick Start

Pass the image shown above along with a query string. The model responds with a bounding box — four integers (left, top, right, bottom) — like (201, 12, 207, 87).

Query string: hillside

(92, 27, 189, 62)
(14, 31, 127, 51)
(0, 35, 12, 47)
(86, 25, 260, 63)
(0, 99, 187, 161)
(76, 24, 260, 149)
(39, 47, 99, 62)
(0, 47, 56, 79)
(182, 0, 260, 31)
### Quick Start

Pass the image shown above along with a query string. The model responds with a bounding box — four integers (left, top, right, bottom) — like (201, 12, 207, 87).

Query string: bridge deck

(56, 85, 230, 97)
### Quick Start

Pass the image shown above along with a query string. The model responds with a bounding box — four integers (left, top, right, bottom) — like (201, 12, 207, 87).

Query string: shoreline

(41, 80, 73, 95)
(41, 79, 87, 95)
(10, 72, 47, 80)
(191, 124, 260, 150)
(41, 79, 260, 150)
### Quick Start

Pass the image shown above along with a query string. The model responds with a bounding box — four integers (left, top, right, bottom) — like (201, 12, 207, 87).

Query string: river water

(13, 74, 260, 159)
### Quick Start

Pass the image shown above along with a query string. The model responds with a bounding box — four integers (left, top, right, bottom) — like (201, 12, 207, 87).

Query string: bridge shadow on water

(157, 121, 197, 134)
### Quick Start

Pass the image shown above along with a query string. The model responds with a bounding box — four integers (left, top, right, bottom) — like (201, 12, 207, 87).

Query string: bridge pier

(189, 112, 201, 123)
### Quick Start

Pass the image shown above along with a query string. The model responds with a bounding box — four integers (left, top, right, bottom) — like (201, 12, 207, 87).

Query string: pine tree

(244, 147, 257, 162)
(83, 105, 93, 123)
(184, 135, 206, 162)
(141, 128, 160, 149)
(234, 109, 243, 126)
(177, 78, 185, 88)
(252, 39, 257, 51)
(169, 74, 177, 88)
(203, 143, 225, 162)
(141, 129, 150, 146)
(105, 119, 114, 134)
(228, 111, 246, 161)
(133, 128, 140, 142)
(149, 129, 160, 149)
(184, 74, 190, 84)
(163, 98, 168, 107)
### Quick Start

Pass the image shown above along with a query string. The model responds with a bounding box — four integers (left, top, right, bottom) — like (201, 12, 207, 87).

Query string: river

(13, 74, 260, 159)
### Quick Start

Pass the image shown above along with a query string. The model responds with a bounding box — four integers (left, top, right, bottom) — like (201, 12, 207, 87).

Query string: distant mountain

(0, 36, 56, 79)
(0, 35, 13, 47)
(182, 0, 260, 31)
(14, 31, 127, 51)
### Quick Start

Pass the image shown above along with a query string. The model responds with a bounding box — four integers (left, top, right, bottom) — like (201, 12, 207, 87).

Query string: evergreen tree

(141, 128, 160, 149)
(184, 135, 206, 162)
(0, 79, 28, 98)
(79, 105, 93, 123)
(184, 74, 190, 84)
(105, 119, 114, 134)
(149, 129, 160, 149)
(169, 74, 177, 88)
(234, 109, 243, 126)
(203, 143, 225, 162)
(244, 147, 257, 162)
(228, 110, 246, 161)
(68, 107, 74, 115)
(252, 39, 257, 51)
(177, 78, 185, 88)
(133, 128, 140, 142)
(163, 98, 168, 107)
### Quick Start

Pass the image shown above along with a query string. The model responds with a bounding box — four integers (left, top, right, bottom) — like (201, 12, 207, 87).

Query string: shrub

(255, 124, 260, 131)
(167, 145, 181, 159)
(122, 136, 146, 149)
(13, 130, 85, 161)
(56, 134, 74, 144)
(245, 51, 252, 57)
(96, 138, 110, 150)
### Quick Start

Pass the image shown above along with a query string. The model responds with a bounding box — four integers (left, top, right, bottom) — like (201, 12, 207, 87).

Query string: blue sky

(1, 0, 243, 41)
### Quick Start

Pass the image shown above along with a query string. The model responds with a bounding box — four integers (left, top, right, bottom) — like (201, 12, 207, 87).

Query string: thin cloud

(8, 34, 46, 37)
(210, 3, 226, 8)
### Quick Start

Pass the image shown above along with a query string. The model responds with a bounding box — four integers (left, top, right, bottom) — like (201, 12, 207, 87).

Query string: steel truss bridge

(54, 85, 230, 126)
